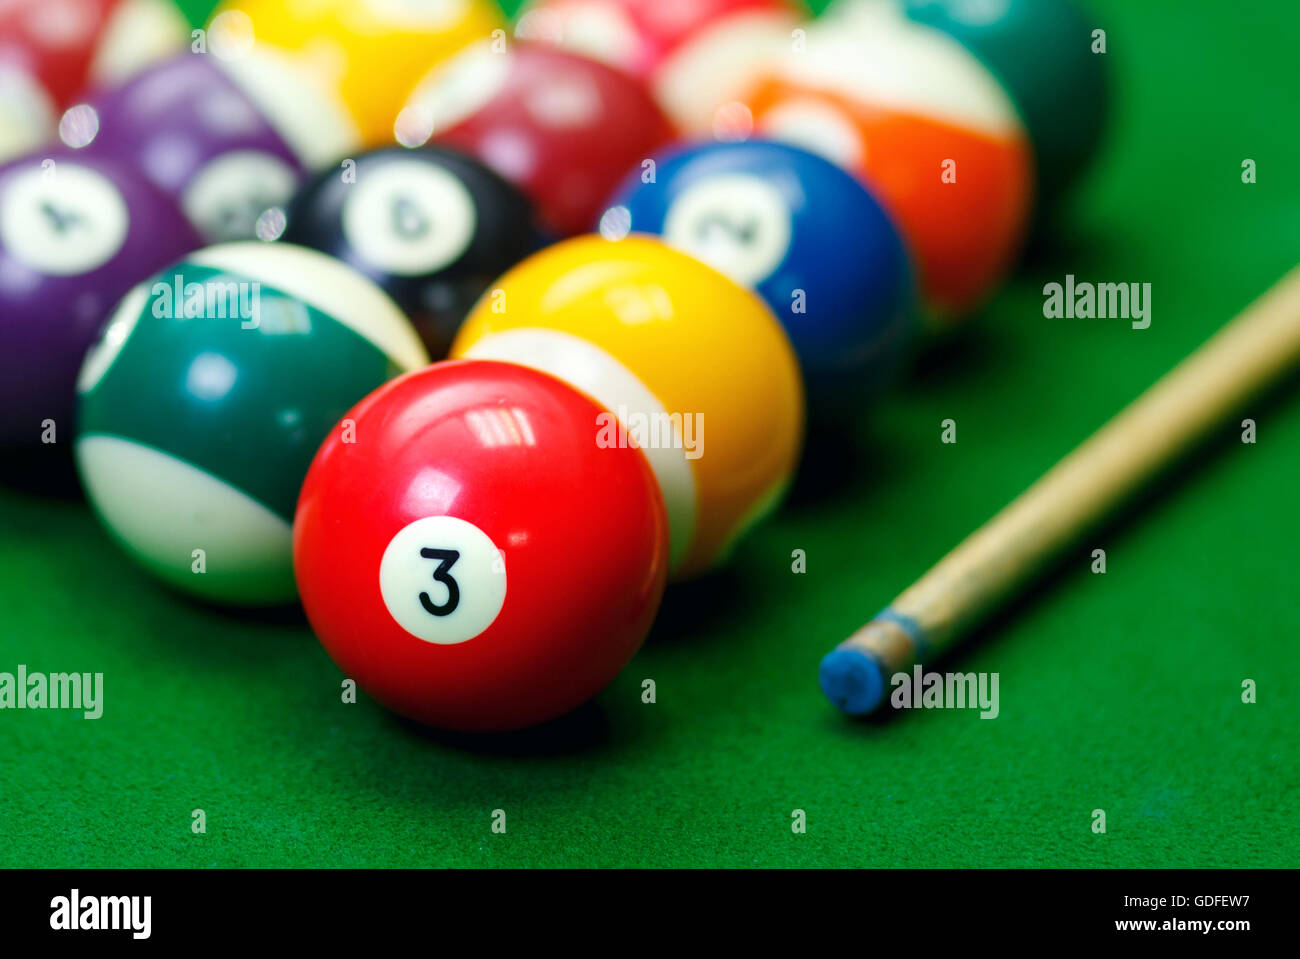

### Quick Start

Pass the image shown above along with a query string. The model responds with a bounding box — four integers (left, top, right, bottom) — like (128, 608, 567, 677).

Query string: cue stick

(820, 264, 1300, 715)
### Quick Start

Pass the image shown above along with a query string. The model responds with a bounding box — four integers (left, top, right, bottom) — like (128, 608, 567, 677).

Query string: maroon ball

(0, 150, 200, 448)
(406, 43, 675, 237)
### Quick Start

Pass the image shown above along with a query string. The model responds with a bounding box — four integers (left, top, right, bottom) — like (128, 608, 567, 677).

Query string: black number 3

(419, 547, 460, 616)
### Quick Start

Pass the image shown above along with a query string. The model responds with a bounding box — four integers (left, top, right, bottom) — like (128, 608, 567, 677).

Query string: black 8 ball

(282, 145, 545, 357)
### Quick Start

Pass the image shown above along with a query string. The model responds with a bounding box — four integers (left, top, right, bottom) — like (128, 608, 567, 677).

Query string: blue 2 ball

(601, 139, 918, 419)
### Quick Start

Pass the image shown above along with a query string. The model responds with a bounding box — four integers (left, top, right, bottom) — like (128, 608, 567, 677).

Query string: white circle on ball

(181, 150, 299, 242)
(379, 516, 507, 645)
(662, 173, 791, 287)
(342, 159, 477, 276)
(0, 163, 128, 275)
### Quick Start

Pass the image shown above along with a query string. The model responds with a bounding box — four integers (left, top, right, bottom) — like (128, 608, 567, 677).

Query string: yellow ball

(451, 234, 805, 579)
(213, 0, 503, 146)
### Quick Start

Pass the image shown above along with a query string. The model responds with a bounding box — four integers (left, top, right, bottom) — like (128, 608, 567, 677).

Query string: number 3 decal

(380, 517, 505, 645)
(419, 547, 460, 616)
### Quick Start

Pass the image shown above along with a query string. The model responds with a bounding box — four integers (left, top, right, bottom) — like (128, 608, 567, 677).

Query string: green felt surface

(2, 0, 1298, 868)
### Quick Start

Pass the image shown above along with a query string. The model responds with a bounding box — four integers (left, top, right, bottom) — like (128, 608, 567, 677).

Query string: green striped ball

(76, 242, 429, 605)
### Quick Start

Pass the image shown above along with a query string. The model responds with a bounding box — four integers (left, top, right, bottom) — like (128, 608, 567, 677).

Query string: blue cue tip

(819, 647, 887, 716)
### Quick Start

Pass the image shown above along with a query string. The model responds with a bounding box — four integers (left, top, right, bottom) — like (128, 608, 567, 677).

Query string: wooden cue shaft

(832, 265, 1300, 695)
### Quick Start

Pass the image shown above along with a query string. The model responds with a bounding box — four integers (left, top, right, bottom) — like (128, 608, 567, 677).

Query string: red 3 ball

(399, 41, 675, 236)
(293, 359, 670, 733)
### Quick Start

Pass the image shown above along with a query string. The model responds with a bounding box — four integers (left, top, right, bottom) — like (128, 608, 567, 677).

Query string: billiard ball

(282, 145, 545, 358)
(400, 41, 675, 236)
(837, 0, 1109, 206)
(294, 358, 670, 732)
(515, 0, 803, 132)
(0, 0, 188, 109)
(75, 242, 428, 604)
(212, 0, 503, 145)
(0, 65, 54, 162)
(602, 139, 917, 418)
(450, 234, 804, 578)
(0, 151, 200, 448)
(741, 7, 1033, 321)
(71, 50, 359, 242)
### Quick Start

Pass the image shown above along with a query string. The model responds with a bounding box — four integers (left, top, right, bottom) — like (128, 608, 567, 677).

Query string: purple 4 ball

(0, 151, 200, 448)
(72, 51, 358, 243)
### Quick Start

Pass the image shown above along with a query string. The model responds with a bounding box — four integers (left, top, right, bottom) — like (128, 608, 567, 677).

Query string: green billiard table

(1, 0, 1297, 869)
